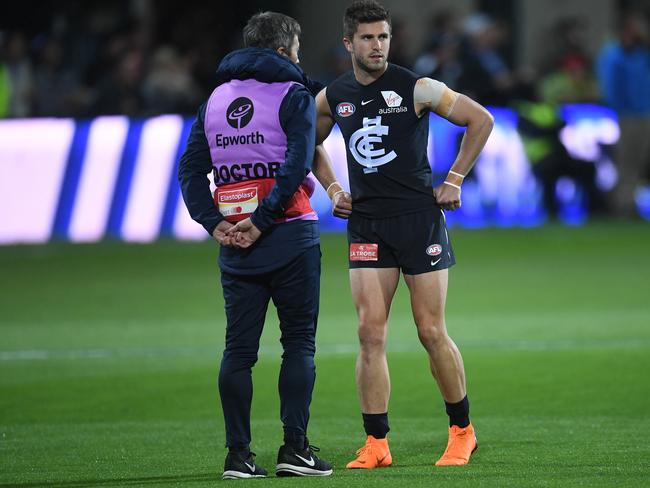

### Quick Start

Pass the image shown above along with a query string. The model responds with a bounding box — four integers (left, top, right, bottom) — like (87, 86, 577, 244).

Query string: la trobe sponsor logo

(350, 243, 379, 261)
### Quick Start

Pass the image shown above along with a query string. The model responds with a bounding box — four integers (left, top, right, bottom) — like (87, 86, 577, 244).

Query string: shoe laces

(355, 441, 374, 457)
(442, 428, 470, 455)
(307, 445, 321, 456)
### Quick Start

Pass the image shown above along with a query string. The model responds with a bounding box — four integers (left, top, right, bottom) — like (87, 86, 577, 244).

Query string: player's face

(344, 21, 391, 73)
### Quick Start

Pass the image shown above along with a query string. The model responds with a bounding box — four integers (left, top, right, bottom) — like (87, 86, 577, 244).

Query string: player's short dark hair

(243, 11, 301, 53)
(343, 0, 391, 39)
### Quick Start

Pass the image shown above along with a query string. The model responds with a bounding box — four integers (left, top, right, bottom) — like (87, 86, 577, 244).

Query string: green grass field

(1, 223, 649, 487)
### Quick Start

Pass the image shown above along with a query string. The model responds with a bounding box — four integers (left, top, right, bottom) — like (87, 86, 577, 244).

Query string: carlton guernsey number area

(1, 223, 649, 487)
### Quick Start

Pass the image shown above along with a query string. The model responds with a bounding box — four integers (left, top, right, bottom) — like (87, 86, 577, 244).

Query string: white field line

(0, 339, 648, 361)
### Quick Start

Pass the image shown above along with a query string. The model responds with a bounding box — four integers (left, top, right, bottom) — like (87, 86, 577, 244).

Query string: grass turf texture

(1, 223, 649, 487)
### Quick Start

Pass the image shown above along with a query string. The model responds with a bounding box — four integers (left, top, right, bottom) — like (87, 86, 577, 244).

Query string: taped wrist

(326, 181, 344, 200)
(444, 170, 465, 188)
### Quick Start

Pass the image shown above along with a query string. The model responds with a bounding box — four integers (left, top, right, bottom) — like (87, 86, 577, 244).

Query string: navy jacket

(178, 48, 324, 275)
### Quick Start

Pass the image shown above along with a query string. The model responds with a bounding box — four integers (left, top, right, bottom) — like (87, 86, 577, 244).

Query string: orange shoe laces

(355, 443, 372, 457)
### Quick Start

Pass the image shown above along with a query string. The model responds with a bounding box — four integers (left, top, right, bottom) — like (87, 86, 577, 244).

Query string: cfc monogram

(349, 116, 397, 174)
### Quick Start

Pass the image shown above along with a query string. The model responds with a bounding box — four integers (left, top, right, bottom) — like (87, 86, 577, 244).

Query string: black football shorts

(347, 206, 455, 275)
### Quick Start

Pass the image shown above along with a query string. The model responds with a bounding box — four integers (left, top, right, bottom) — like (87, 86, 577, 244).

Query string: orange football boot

(346, 435, 392, 469)
(435, 423, 478, 466)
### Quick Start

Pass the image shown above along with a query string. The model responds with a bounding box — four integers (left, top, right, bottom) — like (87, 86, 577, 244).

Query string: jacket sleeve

(250, 85, 316, 232)
(303, 74, 325, 97)
(178, 104, 224, 235)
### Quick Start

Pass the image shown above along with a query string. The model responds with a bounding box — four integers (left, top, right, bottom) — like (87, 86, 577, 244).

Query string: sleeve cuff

(250, 209, 275, 233)
(204, 214, 224, 236)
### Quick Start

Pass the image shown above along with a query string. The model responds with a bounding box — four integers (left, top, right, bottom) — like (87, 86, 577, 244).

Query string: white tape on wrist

(449, 170, 466, 179)
(443, 181, 462, 190)
(326, 181, 341, 193)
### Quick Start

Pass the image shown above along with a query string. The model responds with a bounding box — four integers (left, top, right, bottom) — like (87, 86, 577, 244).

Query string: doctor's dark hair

(343, 0, 391, 39)
(243, 11, 301, 53)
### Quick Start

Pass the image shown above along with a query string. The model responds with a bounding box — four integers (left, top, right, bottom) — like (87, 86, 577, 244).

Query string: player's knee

(358, 322, 386, 351)
(359, 334, 386, 351)
(416, 323, 447, 351)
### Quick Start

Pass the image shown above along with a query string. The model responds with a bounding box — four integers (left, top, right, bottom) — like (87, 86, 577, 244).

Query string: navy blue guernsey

(326, 64, 437, 218)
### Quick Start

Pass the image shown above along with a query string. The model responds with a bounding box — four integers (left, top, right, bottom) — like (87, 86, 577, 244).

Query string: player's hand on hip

(332, 191, 353, 219)
(225, 218, 262, 249)
(212, 220, 236, 247)
(433, 183, 462, 211)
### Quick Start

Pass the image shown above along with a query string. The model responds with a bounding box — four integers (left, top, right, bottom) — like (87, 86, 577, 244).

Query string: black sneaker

(276, 443, 333, 477)
(222, 451, 268, 480)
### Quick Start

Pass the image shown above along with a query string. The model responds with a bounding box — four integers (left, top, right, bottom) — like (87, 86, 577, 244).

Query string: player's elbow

(471, 107, 494, 133)
(483, 111, 495, 133)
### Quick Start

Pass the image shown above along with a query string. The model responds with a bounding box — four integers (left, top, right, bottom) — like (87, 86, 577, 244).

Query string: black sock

(283, 429, 306, 450)
(445, 395, 470, 428)
(362, 412, 390, 439)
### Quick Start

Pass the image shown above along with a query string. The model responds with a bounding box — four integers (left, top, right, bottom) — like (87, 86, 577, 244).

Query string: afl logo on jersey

(227, 97, 254, 129)
(336, 102, 356, 117)
(426, 244, 442, 256)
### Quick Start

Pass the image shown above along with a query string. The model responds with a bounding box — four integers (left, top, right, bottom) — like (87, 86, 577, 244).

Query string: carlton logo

(350, 243, 379, 261)
(227, 97, 254, 129)
(336, 102, 356, 118)
(426, 244, 442, 256)
(349, 116, 397, 173)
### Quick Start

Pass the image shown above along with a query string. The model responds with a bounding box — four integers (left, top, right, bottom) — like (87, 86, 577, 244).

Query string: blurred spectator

(32, 37, 90, 116)
(142, 45, 202, 115)
(413, 11, 463, 88)
(597, 12, 650, 217)
(539, 18, 600, 104)
(4, 32, 34, 117)
(68, 6, 135, 91)
(457, 13, 515, 105)
(515, 85, 606, 218)
(387, 18, 412, 68)
(539, 56, 600, 105)
(516, 15, 610, 218)
(541, 17, 592, 74)
(93, 47, 145, 116)
(0, 41, 10, 117)
(320, 45, 352, 85)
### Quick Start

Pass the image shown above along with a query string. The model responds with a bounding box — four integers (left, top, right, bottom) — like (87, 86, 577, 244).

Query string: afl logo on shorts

(227, 97, 254, 129)
(336, 102, 356, 117)
(426, 244, 442, 256)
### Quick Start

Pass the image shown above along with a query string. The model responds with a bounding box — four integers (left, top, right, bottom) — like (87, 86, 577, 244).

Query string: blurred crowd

(1, 3, 649, 218)
(0, 1, 256, 118)
(0, 5, 647, 118)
